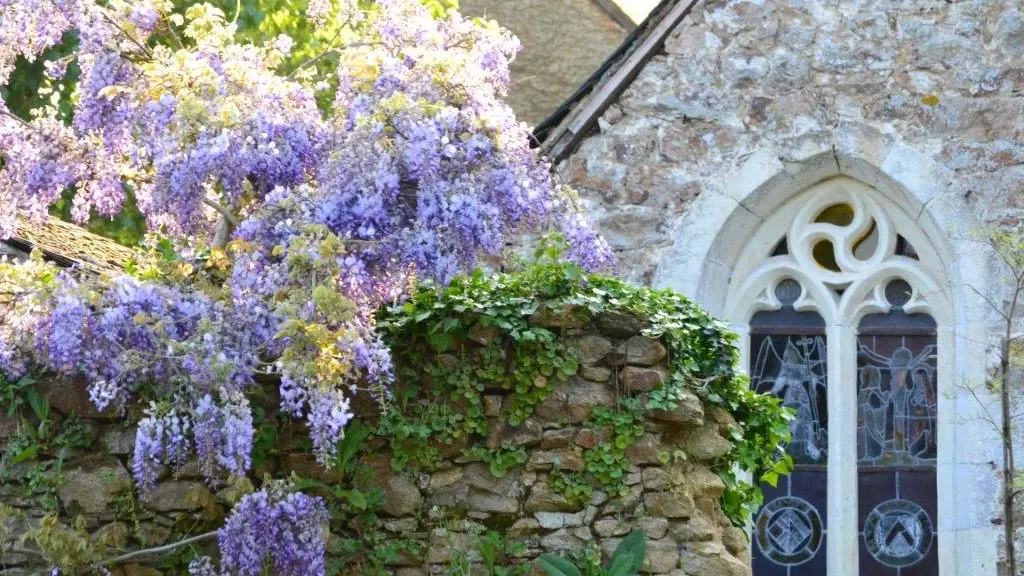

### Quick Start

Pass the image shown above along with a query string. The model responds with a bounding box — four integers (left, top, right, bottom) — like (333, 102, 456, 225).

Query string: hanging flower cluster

(0, 2, 612, 570)
(188, 483, 330, 576)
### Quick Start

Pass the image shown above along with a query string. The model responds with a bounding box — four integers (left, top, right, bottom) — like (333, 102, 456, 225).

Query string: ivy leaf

(427, 332, 454, 352)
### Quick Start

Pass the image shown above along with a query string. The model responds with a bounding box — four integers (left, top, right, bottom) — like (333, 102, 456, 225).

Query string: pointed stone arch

(649, 130, 1001, 575)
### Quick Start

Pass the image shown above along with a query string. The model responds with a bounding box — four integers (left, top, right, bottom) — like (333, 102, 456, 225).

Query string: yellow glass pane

(813, 240, 841, 272)
(815, 203, 855, 226)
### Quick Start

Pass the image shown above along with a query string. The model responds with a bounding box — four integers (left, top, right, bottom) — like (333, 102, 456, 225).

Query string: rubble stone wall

(559, 0, 1024, 573)
(1, 312, 751, 576)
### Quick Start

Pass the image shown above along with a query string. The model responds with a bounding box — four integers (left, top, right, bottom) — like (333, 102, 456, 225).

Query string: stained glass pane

(751, 334, 828, 465)
(751, 290, 827, 576)
(857, 312, 938, 576)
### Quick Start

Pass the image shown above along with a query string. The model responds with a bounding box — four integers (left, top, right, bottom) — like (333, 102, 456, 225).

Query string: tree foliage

(0, 0, 611, 572)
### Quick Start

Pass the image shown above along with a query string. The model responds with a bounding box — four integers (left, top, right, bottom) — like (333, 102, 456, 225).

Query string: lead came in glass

(856, 338, 937, 465)
(751, 280, 827, 576)
(857, 299, 938, 575)
(751, 334, 828, 464)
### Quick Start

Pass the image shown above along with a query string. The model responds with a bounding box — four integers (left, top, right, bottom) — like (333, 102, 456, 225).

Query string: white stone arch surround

(651, 136, 1001, 575)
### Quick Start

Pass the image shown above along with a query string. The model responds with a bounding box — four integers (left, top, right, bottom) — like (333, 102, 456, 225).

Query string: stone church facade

(543, 0, 1024, 574)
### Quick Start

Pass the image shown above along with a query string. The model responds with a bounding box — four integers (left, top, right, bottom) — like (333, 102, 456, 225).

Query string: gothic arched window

(726, 177, 950, 576)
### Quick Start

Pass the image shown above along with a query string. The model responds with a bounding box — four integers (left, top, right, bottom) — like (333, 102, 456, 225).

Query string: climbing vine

(377, 242, 793, 526)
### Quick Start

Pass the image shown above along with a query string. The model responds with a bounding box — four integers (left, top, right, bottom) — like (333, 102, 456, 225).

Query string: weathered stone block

(625, 433, 666, 466)
(468, 490, 519, 514)
(642, 467, 671, 491)
(640, 517, 670, 540)
(668, 510, 717, 543)
(525, 482, 581, 513)
(647, 390, 704, 426)
(526, 449, 585, 472)
(684, 465, 726, 500)
(580, 365, 612, 382)
(534, 510, 585, 529)
(601, 483, 644, 516)
(380, 474, 423, 517)
(57, 455, 131, 517)
(487, 417, 544, 449)
(596, 310, 648, 337)
(462, 463, 522, 496)
(678, 541, 747, 576)
(594, 517, 630, 538)
(573, 427, 611, 449)
(510, 517, 542, 537)
(427, 468, 463, 492)
(572, 334, 613, 365)
(643, 492, 695, 519)
(99, 427, 135, 456)
(678, 423, 733, 462)
(540, 527, 587, 552)
(38, 377, 117, 419)
(614, 336, 667, 367)
(140, 481, 208, 513)
(92, 521, 130, 551)
(621, 365, 668, 392)
(541, 428, 578, 449)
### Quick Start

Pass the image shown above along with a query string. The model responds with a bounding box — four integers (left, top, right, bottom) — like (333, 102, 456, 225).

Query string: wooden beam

(545, 0, 699, 163)
(592, 0, 637, 30)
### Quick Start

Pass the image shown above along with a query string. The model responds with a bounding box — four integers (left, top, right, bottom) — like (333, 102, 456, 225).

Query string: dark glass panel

(898, 471, 937, 521)
(858, 313, 938, 575)
(859, 470, 897, 526)
(861, 540, 899, 576)
(791, 469, 828, 527)
(900, 536, 939, 576)
(790, 538, 826, 576)
(896, 235, 920, 260)
(751, 299, 828, 576)
(859, 309, 936, 335)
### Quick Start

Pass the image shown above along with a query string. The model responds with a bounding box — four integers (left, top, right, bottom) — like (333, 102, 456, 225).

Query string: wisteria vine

(0, 0, 613, 573)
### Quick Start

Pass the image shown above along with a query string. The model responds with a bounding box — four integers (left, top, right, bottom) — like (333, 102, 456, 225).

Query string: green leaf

(9, 444, 39, 465)
(538, 555, 584, 576)
(25, 386, 48, 423)
(426, 331, 454, 352)
(605, 552, 638, 576)
(343, 489, 368, 510)
(609, 530, 646, 574)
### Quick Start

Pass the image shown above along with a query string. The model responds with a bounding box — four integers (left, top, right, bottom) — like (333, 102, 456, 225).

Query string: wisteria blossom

(189, 483, 330, 576)
(0, 1, 612, 570)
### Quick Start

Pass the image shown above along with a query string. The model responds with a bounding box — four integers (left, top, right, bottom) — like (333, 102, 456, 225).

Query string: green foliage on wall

(377, 244, 793, 526)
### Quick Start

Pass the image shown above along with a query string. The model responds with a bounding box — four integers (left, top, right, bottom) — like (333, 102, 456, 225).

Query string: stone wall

(563, 0, 1024, 287)
(558, 0, 1024, 573)
(0, 314, 750, 575)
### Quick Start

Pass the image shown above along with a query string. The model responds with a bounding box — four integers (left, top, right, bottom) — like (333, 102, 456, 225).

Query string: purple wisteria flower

(190, 484, 329, 576)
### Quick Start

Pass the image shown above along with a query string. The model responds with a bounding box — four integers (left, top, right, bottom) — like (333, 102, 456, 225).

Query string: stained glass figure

(856, 338, 937, 466)
(751, 280, 828, 576)
(752, 334, 828, 464)
(857, 294, 938, 575)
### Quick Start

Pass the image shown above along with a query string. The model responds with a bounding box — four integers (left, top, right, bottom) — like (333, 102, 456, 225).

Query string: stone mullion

(827, 323, 859, 576)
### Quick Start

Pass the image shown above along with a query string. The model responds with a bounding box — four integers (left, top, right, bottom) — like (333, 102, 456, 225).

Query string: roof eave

(534, 0, 698, 165)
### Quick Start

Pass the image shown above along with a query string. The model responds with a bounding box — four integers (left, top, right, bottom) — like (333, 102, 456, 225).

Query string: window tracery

(734, 178, 946, 576)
